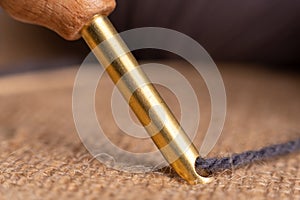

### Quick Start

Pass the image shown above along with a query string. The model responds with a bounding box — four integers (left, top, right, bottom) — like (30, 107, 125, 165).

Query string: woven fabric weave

(0, 62, 299, 199)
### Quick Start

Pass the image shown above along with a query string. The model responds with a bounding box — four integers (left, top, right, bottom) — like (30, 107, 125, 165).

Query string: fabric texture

(0, 62, 299, 199)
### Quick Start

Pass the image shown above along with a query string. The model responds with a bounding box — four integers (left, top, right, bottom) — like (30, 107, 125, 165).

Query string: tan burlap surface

(0, 62, 299, 199)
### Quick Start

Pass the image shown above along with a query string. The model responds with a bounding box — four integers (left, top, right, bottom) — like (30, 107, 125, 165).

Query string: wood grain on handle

(0, 0, 116, 40)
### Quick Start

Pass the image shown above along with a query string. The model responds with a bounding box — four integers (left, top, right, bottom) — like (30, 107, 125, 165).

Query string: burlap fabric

(0, 62, 299, 199)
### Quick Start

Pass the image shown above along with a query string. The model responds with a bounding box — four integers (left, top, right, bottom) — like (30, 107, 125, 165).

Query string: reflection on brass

(81, 15, 212, 184)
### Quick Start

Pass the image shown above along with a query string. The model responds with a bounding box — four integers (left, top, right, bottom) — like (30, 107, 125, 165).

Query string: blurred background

(0, 0, 299, 74)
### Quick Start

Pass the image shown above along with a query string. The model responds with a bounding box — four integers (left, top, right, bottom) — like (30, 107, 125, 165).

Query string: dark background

(1, 0, 299, 74)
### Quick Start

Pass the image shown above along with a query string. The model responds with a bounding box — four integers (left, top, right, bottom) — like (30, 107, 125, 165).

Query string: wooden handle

(0, 0, 116, 40)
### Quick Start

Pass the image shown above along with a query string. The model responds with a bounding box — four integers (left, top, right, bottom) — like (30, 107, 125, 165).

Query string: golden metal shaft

(81, 15, 211, 184)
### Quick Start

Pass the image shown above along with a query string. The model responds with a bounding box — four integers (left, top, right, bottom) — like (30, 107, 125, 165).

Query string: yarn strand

(196, 138, 300, 174)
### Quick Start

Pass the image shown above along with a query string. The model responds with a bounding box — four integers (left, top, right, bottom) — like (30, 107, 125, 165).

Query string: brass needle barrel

(81, 15, 211, 184)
